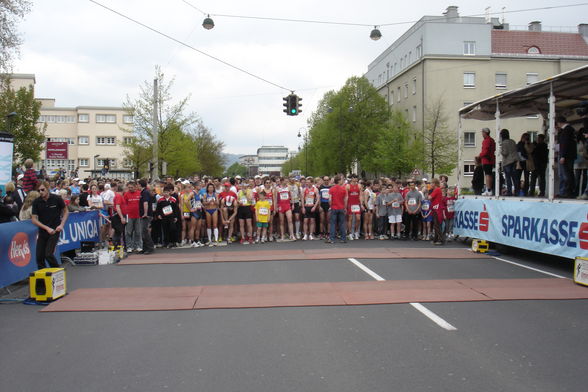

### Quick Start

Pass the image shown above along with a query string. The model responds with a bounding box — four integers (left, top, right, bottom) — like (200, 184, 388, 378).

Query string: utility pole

(152, 78, 159, 180)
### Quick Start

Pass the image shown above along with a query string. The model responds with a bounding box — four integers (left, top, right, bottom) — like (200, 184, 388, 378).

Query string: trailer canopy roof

(459, 65, 588, 121)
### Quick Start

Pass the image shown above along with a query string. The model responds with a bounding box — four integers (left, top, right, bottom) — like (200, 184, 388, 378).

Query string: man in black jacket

(556, 115, 577, 198)
(530, 134, 549, 197)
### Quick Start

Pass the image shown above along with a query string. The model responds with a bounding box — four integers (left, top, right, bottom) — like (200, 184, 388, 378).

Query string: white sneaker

(348, 234, 354, 241)
(309, 234, 315, 240)
(303, 235, 308, 241)
(354, 232, 360, 240)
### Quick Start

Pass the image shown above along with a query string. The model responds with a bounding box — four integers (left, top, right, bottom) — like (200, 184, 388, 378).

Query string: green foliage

(0, 78, 45, 165)
(225, 162, 248, 178)
(0, 0, 31, 72)
(124, 66, 224, 178)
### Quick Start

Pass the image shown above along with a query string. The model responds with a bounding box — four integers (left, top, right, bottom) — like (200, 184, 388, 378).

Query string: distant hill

(223, 153, 245, 168)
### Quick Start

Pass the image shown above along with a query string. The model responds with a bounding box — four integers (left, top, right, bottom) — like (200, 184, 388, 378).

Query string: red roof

(492, 30, 588, 56)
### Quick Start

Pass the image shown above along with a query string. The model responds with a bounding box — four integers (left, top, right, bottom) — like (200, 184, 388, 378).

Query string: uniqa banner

(0, 211, 100, 288)
(453, 198, 588, 260)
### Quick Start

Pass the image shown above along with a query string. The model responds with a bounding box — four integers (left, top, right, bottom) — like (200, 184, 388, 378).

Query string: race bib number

(162, 205, 173, 216)
(268, 199, 273, 206)
(207, 196, 215, 202)
(392, 202, 400, 208)
(321, 189, 330, 199)
(193, 200, 202, 209)
(259, 207, 269, 215)
(305, 197, 314, 206)
(280, 192, 289, 201)
(447, 205, 454, 212)
(422, 203, 430, 211)
(408, 198, 417, 206)
(226, 199, 233, 207)
(240, 197, 248, 205)
(351, 204, 360, 213)
(183, 212, 190, 218)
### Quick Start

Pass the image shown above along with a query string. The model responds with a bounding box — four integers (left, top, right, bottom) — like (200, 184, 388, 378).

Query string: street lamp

(370, 26, 382, 41)
(5, 112, 17, 134)
(297, 127, 309, 175)
(202, 14, 215, 30)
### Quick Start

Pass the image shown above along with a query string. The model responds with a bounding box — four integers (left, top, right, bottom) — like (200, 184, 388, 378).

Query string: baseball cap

(224, 182, 231, 187)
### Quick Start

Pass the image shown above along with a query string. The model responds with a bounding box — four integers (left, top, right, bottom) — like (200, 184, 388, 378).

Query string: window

(78, 136, 89, 145)
(96, 114, 116, 123)
(464, 72, 476, 88)
(463, 41, 476, 55)
(96, 136, 116, 145)
(527, 46, 541, 55)
(78, 114, 89, 123)
(390, 91, 394, 105)
(79, 158, 89, 167)
(123, 158, 133, 168)
(47, 137, 75, 145)
(44, 159, 75, 171)
(412, 78, 417, 94)
(397, 87, 401, 102)
(38, 115, 75, 123)
(123, 137, 134, 145)
(495, 73, 507, 89)
(528, 131, 539, 143)
(404, 84, 408, 99)
(412, 106, 417, 122)
(416, 44, 422, 58)
(123, 115, 134, 124)
(463, 161, 475, 176)
(98, 159, 117, 168)
(526, 73, 539, 85)
(464, 132, 476, 147)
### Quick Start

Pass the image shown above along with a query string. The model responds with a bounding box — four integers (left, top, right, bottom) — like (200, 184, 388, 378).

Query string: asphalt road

(1, 240, 586, 392)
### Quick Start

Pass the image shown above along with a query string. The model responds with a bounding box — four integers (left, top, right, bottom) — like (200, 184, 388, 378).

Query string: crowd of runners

(5, 163, 459, 254)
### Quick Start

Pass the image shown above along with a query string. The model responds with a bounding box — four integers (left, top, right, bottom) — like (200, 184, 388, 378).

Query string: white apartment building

(256, 146, 289, 176)
(365, 6, 588, 187)
(6, 74, 133, 179)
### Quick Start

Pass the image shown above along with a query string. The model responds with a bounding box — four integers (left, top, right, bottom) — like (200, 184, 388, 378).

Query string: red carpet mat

(118, 247, 489, 265)
(41, 278, 588, 312)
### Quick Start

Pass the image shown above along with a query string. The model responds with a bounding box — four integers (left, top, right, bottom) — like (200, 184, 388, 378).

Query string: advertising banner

(56, 210, 100, 253)
(0, 211, 100, 288)
(0, 220, 38, 289)
(46, 141, 68, 159)
(0, 132, 14, 195)
(454, 198, 588, 260)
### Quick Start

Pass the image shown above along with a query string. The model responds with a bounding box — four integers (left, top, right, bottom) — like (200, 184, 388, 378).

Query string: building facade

(5, 74, 133, 179)
(365, 6, 588, 187)
(256, 146, 289, 176)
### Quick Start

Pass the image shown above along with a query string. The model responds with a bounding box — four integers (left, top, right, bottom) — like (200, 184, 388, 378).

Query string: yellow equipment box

(574, 257, 588, 287)
(29, 268, 67, 301)
(471, 239, 490, 253)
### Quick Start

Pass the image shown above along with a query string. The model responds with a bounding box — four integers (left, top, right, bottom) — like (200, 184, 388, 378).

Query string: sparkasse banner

(454, 198, 588, 260)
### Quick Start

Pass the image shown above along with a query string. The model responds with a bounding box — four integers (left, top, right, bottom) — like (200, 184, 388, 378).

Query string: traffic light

(283, 94, 302, 116)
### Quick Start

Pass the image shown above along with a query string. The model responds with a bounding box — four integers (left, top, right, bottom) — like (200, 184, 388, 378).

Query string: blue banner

(0, 220, 38, 289)
(0, 211, 100, 288)
(57, 211, 100, 253)
(454, 198, 588, 260)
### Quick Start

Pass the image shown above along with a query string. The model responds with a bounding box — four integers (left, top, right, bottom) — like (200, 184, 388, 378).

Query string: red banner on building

(46, 141, 68, 159)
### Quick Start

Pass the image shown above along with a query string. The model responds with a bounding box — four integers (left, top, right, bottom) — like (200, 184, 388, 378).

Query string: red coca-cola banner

(46, 141, 68, 159)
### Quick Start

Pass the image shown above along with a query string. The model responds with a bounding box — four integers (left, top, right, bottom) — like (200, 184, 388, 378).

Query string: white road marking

(409, 302, 458, 331)
(347, 258, 457, 331)
(491, 256, 569, 280)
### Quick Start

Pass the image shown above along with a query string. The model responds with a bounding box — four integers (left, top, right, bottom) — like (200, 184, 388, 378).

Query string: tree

(0, 0, 31, 72)
(421, 96, 457, 178)
(305, 77, 390, 175)
(124, 67, 224, 178)
(225, 162, 247, 178)
(0, 79, 45, 165)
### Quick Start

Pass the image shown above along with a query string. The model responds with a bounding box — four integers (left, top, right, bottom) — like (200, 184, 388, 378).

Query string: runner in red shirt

(428, 178, 444, 245)
(327, 176, 348, 243)
(276, 177, 295, 241)
(123, 181, 142, 252)
(346, 175, 363, 240)
(220, 182, 238, 244)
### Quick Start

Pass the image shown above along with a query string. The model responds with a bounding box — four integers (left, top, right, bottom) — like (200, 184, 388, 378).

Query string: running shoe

(309, 234, 315, 240)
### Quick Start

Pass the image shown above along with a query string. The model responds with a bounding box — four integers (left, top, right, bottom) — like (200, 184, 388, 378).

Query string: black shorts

(303, 206, 315, 219)
(482, 164, 494, 175)
(292, 202, 301, 214)
(237, 206, 252, 220)
(320, 202, 330, 212)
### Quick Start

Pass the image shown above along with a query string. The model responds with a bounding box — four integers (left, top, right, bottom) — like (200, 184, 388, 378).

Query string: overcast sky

(13, 0, 588, 155)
